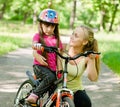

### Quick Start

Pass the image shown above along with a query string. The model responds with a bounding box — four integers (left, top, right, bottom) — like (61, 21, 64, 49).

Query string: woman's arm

(85, 55, 99, 81)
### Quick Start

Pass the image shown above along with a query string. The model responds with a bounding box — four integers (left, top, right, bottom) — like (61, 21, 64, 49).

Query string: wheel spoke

(14, 80, 33, 107)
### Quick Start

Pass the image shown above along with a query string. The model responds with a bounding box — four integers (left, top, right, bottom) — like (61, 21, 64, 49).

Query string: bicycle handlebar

(30, 43, 101, 86)
(33, 43, 101, 60)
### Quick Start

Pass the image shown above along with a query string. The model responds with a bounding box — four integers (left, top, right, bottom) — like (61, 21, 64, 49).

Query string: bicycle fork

(42, 88, 73, 107)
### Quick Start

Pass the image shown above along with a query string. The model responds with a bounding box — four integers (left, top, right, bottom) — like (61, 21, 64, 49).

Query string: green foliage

(0, 20, 35, 33)
(96, 32, 120, 76)
(0, 35, 31, 55)
(1, 0, 120, 30)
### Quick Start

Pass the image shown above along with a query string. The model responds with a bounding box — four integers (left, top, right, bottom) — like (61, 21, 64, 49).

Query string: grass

(95, 32, 120, 76)
(0, 20, 120, 76)
(0, 20, 37, 33)
(0, 20, 35, 56)
(0, 35, 32, 55)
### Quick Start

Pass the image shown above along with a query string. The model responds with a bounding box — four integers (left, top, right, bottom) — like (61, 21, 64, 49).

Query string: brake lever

(84, 51, 101, 56)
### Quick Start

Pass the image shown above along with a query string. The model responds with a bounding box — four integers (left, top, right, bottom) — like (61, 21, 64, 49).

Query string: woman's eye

(74, 34, 78, 38)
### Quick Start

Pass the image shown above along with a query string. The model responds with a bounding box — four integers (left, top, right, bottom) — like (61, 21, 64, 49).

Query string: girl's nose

(47, 26, 52, 31)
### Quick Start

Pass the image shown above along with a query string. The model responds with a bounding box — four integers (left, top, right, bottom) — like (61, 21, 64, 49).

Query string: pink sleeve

(33, 33, 40, 42)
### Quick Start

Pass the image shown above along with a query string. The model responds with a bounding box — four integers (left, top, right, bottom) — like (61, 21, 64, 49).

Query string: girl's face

(41, 22, 56, 36)
(69, 27, 87, 48)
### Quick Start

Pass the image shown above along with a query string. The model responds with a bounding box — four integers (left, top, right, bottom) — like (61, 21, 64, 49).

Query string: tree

(92, 0, 120, 31)
(0, 0, 13, 19)
(109, 1, 119, 31)
(70, 0, 77, 29)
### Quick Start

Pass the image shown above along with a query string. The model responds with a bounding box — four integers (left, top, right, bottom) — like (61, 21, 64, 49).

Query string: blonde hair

(79, 25, 100, 75)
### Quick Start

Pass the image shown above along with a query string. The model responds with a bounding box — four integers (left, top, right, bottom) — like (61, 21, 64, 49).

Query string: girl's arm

(32, 42, 48, 66)
(57, 41, 64, 71)
(57, 49, 63, 71)
(33, 50, 48, 66)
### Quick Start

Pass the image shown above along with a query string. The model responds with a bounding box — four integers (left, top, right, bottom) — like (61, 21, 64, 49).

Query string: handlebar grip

(95, 54, 100, 59)
(32, 43, 44, 52)
(32, 43, 58, 53)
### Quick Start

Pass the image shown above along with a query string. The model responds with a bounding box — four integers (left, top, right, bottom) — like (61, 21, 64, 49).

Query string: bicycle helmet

(38, 9, 59, 24)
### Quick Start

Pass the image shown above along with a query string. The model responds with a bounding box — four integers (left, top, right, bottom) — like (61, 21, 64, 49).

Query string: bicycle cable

(62, 50, 78, 82)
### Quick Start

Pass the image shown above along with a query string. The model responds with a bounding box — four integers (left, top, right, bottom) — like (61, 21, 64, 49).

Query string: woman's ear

(82, 40, 88, 45)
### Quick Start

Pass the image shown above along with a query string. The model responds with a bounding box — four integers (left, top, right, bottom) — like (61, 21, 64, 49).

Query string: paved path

(0, 47, 120, 107)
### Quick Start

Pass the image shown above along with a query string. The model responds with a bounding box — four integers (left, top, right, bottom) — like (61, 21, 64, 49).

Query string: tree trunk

(87, 13, 94, 26)
(48, 0, 53, 8)
(100, 9, 106, 31)
(70, 0, 77, 29)
(23, 13, 28, 24)
(109, 3, 119, 31)
(0, 3, 6, 19)
(33, 10, 37, 25)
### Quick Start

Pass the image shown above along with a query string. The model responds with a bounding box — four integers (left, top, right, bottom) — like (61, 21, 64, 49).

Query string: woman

(66, 25, 100, 107)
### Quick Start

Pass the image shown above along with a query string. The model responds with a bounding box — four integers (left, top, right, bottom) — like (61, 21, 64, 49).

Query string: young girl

(26, 8, 63, 103)
(66, 25, 100, 107)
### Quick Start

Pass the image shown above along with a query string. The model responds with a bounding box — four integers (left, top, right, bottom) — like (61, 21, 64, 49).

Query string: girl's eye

(43, 24, 49, 27)
(45, 24, 49, 27)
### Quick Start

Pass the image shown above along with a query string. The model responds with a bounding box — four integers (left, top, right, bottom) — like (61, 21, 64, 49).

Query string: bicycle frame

(25, 56, 74, 107)
(39, 57, 74, 107)
(42, 89, 73, 107)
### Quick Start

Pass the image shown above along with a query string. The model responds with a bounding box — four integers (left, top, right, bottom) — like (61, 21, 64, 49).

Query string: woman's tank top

(66, 57, 86, 92)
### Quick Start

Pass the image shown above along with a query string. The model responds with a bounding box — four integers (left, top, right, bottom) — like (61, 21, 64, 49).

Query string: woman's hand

(88, 54, 97, 60)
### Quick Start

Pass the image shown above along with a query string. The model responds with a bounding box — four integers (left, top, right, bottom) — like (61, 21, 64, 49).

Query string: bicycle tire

(14, 80, 33, 107)
(62, 97, 75, 107)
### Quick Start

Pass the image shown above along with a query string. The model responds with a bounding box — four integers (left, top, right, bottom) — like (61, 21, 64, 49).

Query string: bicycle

(14, 43, 100, 107)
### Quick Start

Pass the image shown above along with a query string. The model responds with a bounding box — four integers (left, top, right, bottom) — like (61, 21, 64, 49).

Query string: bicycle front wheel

(62, 97, 75, 107)
(14, 80, 33, 107)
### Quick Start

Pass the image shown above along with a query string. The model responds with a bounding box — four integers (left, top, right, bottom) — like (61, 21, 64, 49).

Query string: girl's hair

(38, 21, 60, 57)
(79, 25, 100, 75)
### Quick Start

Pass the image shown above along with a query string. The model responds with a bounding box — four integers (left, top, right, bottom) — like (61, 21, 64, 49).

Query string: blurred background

(0, 0, 120, 31)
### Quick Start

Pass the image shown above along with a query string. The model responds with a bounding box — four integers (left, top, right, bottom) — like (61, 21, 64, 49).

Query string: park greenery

(0, 0, 120, 31)
(0, 0, 120, 76)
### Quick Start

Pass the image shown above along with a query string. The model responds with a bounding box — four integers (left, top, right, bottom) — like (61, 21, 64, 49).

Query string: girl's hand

(33, 50, 48, 66)
(39, 55, 48, 66)
(32, 43, 42, 50)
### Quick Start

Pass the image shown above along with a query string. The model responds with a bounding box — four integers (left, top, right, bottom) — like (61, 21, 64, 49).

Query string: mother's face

(69, 27, 87, 47)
